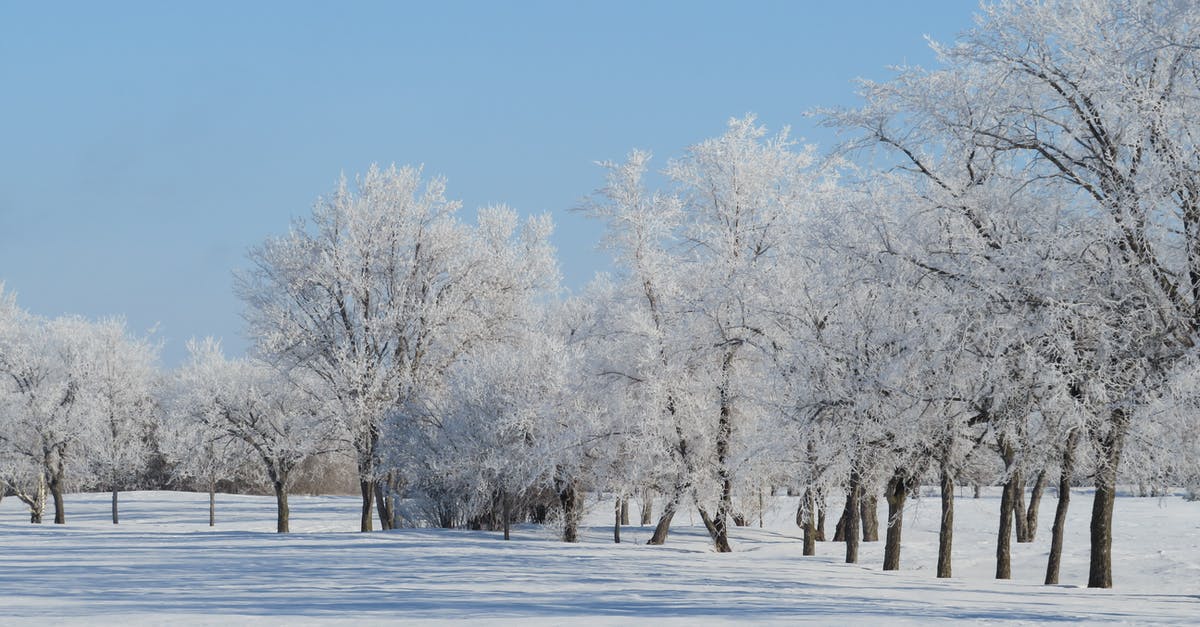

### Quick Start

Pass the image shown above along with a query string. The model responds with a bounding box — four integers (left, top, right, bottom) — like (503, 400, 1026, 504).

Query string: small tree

(84, 318, 160, 524)
(175, 339, 337, 532)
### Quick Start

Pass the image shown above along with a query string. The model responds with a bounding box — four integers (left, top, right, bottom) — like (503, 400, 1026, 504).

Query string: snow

(0, 489, 1195, 624)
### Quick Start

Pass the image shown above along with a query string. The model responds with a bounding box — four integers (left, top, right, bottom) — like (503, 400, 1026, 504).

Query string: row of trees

(2, 0, 1198, 589)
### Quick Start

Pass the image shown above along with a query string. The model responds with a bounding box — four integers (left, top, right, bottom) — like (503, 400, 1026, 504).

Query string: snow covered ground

(0, 489, 1195, 624)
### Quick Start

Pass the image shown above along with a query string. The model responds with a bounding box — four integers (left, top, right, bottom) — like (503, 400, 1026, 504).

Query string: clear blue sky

(0, 1, 975, 365)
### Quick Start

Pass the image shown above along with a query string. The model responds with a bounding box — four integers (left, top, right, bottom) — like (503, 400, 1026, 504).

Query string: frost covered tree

(830, 0, 1200, 587)
(158, 400, 255, 527)
(582, 117, 826, 552)
(400, 303, 580, 540)
(0, 299, 103, 525)
(238, 164, 557, 531)
(0, 287, 46, 522)
(85, 318, 160, 524)
(174, 339, 338, 532)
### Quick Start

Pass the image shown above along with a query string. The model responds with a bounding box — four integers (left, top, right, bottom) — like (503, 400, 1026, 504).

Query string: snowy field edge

(0, 489, 1195, 624)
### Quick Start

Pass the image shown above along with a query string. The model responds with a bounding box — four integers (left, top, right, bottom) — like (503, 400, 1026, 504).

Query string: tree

(174, 339, 338, 532)
(84, 318, 160, 524)
(403, 303, 577, 540)
(830, 0, 1200, 587)
(582, 117, 826, 552)
(0, 298, 103, 525)
(158, 399, 255, 527)
(238, 164, 557, 531)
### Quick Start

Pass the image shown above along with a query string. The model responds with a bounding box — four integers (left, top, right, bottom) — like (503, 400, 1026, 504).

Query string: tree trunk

(1088, 478, 1117, 588)
(619, 498, 630, 526)
(1046, 429, 1079, 585)
(359, 479, 375, 532)
(502, 492, 511, 541)
(938, 463, 954, 578)
(883, 470, 908, 571)
(833, 491, 850, 542)
(845, 471, 862, 564)
(801, 488, 816, 556)
(697, 506, 732, 553)
(1013, 468, 1030, 542)
(640, 489, 653, 525)
(1089, 410, 1127, 589)
(374, 482, 393, 531)
(556, 477, 580, 542)
(274, 479, 290, 533)
(111, 486, 119, 525)
(815, 496, 827, 542)
(996, 471, 1016, 579)
(699, 350, 735, 554)
(22, 477, 47, 524)
(614, 497, 622, 544)
(1024, 468, 1047, 543)
(648, 502, 676, 545)
(209, 483, 216, 527)
(49, 472, 66, 525)
(861, 492, 879, 542)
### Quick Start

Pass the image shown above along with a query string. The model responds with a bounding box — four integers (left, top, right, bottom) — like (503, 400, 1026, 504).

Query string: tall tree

(830, 0, 1200, 587)
(238, 164, 557, 531)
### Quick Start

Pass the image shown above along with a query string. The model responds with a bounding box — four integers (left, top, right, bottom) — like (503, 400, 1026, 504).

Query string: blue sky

(0, 1, 975, 364)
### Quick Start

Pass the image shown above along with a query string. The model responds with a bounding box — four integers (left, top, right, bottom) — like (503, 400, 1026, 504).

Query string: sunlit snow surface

(0, 490, 1195, 624)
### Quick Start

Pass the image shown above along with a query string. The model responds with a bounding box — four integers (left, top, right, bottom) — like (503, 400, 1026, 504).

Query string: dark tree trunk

(861, 492, 879, 542)
(614, 498, 622, 544)
(974, 483, 981, 498)
(883, 469, 909, 571)
(801, 489, 817, 556)
(1046, 429, 1079, 585)
(698, 506, 732, 553)
(111, 486, 119, 525)
(556, 477, 580, 542)
(845, 471, 862, 564)
(815, 496, 827, 542)
(31, 509, 42, 524)
(374, 482, 393, 530)
(359, 479, 375, 532)
(701, 350, 735, 554)
(274, 479, 290, 533)
(648, 502, 676, 545)
(1089, 410, 1127, 589)
(640, 489, 653, 525)
(1088, 479, 1116, 588)
(938, 463, 954, 578)
(619, 498, 630, 526)
(502, 492, 511, 541)
(49, 473, 66, 525)
(1013, 468, 1030, 542)
(833, 491, 850, 542)
(996, 471, 1016, 579)
(209, 483, 216, 527)
(1024, 468, 1048, 543)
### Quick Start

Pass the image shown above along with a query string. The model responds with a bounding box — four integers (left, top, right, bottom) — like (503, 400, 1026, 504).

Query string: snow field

(0, 489, 1195, 624)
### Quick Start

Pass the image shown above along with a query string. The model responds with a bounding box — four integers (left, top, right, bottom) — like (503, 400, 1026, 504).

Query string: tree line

(2, 0, 1199, 590)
